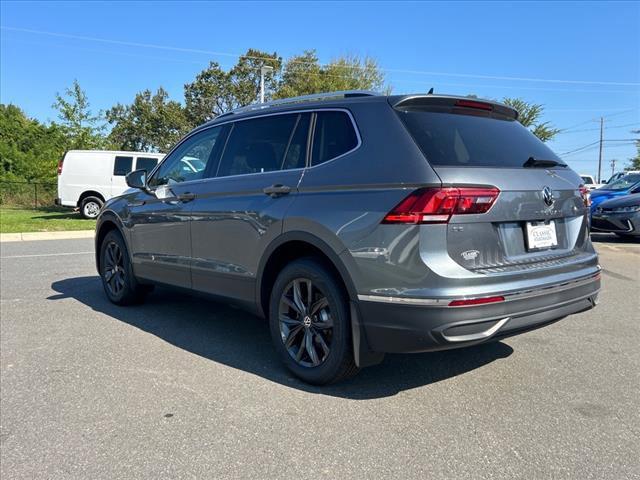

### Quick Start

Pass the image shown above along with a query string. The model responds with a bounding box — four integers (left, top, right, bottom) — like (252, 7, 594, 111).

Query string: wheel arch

(78, 190, 106, 208)
(94, 211, 126, 274)
(256, 232, 358, 319)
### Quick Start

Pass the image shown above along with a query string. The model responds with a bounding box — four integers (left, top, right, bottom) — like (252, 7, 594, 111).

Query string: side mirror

(126, 169, 147, 190)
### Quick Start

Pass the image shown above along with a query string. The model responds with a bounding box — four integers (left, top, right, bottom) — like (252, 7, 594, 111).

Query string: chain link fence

(0, 181, 57, 208)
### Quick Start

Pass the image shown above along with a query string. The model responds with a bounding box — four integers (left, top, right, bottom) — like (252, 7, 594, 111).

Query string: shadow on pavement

(48, 276, 513, 399)
(591, 233, 640, 244)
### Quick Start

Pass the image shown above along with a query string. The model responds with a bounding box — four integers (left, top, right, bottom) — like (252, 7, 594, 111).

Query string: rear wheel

(81, 196, 103, 219)
(269, 258, 359, 385)
(100, 230, 150, 305)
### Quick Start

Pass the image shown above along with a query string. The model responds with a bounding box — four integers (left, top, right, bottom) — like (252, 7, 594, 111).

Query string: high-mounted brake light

(57, 158, 64, 175)
(382, 187, 500, 224)
(454, 99, 493, 111)
(578, 184, 591, 207)
(448, 296, 505, 307)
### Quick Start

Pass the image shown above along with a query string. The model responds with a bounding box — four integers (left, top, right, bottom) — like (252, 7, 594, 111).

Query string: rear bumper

(357, 272, 601, 353)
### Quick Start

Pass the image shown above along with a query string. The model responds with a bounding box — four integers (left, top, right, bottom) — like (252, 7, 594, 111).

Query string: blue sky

(1, 1, 638, 178)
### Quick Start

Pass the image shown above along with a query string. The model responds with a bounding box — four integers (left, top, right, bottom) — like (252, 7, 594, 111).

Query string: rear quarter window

(311, 111, 358, 166)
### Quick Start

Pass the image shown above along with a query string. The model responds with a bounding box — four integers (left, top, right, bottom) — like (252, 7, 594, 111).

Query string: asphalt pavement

(1, 235, 639, 479)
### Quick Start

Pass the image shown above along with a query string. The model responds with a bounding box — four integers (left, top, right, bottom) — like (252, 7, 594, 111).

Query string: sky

(1, 0, 639, 179)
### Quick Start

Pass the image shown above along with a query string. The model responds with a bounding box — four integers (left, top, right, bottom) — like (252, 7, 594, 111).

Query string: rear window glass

(311, 111, 358, 166)
(136, 157, 159, 173)
(113, 156, 133, 176)
(396, 110, 562, 168)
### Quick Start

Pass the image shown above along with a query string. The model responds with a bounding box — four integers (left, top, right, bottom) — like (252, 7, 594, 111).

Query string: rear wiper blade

(523, 157, 567, 168)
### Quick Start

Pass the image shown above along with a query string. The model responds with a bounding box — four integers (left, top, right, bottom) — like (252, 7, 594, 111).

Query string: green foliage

(184, 49, 282, 126)
(627, 130, 640, 170)
(106, 87, 189, 152)
(275, 50, 386, 99)
(501, 98, 560, 142)
(0, 104, 67, 183)
(52, 79, 105, 149)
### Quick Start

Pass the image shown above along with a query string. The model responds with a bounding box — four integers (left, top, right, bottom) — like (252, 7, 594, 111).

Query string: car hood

(597, 193, 640, 209)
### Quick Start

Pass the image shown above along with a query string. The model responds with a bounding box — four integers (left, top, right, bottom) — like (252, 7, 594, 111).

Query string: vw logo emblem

(542, 186, 555, 207)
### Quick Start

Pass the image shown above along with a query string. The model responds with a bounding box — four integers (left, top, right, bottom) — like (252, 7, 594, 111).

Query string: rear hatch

(393, 96, 592, 274)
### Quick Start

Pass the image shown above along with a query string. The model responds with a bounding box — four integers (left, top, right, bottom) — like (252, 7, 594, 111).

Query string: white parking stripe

(1, 251, 94, 259)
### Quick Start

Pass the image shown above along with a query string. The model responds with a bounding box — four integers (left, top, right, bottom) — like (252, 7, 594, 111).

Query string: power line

(3, 25, 640, 87)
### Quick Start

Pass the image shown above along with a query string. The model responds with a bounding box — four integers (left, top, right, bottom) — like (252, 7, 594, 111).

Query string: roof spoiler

(392, 95, 519, 120)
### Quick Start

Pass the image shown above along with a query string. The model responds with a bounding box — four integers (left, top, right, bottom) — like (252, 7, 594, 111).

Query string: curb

(0, 230, 95, 243)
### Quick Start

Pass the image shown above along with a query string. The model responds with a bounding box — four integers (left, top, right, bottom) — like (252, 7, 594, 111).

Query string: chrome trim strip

(357, 272, 601, 307)
(441, 317, 511, 343)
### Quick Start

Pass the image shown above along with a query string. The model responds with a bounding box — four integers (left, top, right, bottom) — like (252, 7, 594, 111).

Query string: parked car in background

(590, 173, 640, 213)
(604, 170, 640, 186)
(591, 193, 640, 238)
(56, 150, 165, 218)
(580, 174, 604, 190)
(95, 91, 600, 384)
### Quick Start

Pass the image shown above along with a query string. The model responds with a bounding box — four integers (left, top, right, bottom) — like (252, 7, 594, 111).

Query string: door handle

(263, 184, 291, 198)
(177, 192, 196, 203)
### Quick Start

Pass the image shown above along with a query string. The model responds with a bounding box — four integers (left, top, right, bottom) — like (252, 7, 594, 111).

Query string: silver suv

(95, 91, 600, 384)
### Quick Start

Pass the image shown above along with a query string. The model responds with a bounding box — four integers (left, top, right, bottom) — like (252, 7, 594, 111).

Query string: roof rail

(218, 90, 380, 118)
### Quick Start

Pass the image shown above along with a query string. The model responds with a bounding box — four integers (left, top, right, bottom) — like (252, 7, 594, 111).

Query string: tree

(106, 87, 189, 152)
(52, 79, 105, 149)
(626, 129, 640, 170)
(184, 49, 281, 126)
(501, 98, 560, 142)
(0, 104, 67, 182)
(275, 50, 386, 99)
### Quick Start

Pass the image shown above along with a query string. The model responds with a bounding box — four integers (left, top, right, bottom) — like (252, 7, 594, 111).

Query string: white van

(56, 150, 165, 218)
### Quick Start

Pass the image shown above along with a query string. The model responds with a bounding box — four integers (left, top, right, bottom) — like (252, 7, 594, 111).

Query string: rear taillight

(57, 159, 64, 175)
(382, 187, 500, 224)
(578, 184, 591, 207)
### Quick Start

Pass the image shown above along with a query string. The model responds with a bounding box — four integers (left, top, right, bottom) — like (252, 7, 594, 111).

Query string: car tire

(269, 258, 359, 385)
(99, 229, 150, 305)
(81, 196, 103, 219)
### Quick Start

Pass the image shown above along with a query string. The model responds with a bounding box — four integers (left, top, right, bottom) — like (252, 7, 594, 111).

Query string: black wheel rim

(278, 278, 334, 368)
(103, 241, 125, 296)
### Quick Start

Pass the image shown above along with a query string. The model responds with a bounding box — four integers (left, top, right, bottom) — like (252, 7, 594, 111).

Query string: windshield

(603, 173, 640, 191)
(396, 109, 563, 168)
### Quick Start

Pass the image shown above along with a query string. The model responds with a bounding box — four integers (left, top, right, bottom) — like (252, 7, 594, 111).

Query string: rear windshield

(603, 173, 640, 191)
(397, 109, 563, 168)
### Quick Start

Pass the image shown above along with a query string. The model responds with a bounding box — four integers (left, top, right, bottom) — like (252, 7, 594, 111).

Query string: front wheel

(269, 258, 359, 385)
(100, 230, 150, 305)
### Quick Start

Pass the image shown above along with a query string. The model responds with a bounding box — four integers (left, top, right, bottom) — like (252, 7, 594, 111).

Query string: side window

(149, 127, 222, 187)
(216, 114, 299, 178)
(113, 156, 133, 176)
(282, 114, 311, 170)
(136, 157, 159, 173)
(311, 111, 358, 166)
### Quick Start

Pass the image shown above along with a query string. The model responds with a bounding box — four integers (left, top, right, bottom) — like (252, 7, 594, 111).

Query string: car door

(188, 112, 311, 304)
(126, 126, 225, 288)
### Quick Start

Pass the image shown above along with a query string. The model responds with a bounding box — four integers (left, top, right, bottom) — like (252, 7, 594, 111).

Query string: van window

(149, 127, 222, 187)
(113, 156, 133, 176)
(216, 114, 299, 177)
(311, 111, 358, 166)
(136, 157, 159, 173)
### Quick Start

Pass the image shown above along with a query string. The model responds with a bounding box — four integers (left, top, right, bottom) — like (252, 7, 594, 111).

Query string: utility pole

(610, 158, 617, 177)
(597, 117, 604, 183)
(259, 66, 274, 103)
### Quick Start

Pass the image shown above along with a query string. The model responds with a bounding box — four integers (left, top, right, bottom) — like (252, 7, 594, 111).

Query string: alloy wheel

(103, 241, 126, 296)
(278, 278, 334, 368)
